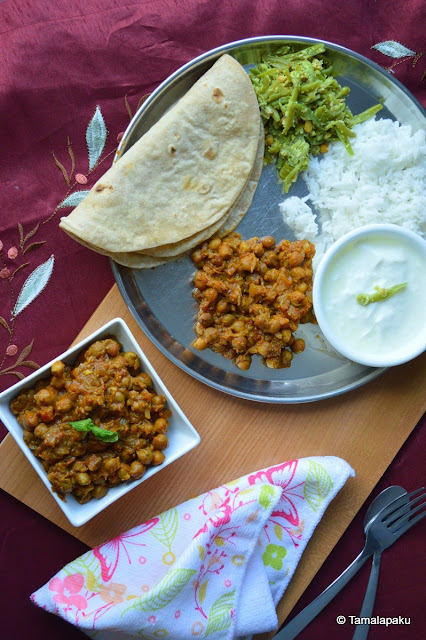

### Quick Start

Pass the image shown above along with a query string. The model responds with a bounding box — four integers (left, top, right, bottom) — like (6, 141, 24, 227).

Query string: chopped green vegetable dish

(249, 43, 382, 192)
(356, 283, 407, 306)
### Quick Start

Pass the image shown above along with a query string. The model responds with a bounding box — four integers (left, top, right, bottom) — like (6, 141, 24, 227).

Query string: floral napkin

(32, 456, 354, 639)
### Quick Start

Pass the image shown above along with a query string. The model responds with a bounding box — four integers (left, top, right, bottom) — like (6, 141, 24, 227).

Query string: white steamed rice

(280, 118, 426, 261)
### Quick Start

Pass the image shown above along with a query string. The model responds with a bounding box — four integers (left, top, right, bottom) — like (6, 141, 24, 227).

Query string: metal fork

(352, 487, 425, 640)
(274, 488, 426, 639)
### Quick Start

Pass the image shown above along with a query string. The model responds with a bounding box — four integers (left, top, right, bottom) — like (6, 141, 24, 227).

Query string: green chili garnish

(69, 418, 119, 443)
(356, 283, 407, 306)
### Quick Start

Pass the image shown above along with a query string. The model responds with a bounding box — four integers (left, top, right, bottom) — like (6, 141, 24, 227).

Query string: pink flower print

(99, 582, 126, 604)
(248, 460, 303, 526)
(175, 610, 181, 618)
(75, 173, 88, 184)
(7, 247, 18, 259)
(48, 574, 87, 610)
(225, 579, 232, 588)
(184, 513, 191, 520)
(0, 267, 10, 279)
(6, 345, 18, 356)
(93, 517, 159, 582)
(148, 615, 156, 624)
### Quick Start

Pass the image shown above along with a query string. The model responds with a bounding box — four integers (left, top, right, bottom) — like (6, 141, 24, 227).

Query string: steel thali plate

(111, 36, 425, 403)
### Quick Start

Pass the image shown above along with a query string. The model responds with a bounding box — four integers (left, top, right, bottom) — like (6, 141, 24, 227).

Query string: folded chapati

(60, 54, 261, 256)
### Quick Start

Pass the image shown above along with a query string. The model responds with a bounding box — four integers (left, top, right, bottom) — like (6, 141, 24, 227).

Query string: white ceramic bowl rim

(0, 318, 200, 527)
(313, 224, 426, 368)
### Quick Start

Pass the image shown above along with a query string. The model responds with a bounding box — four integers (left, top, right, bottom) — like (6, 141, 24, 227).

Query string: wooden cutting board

(1, 283, 425, 637)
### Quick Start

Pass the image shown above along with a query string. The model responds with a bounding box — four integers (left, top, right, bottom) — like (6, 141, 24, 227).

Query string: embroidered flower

(48, 574, 87, 609)
(99, 582, 126, 604)
(6, 345, 18, 356)
(117, 132, 124, 142)
(7, 247, 18, 259)
(262, 543, 287, 570)
(0, 267, 10, 279)
(75, 173, 88, 184)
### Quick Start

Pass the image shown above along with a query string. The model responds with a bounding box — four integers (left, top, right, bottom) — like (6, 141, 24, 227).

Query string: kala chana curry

(191, 233, 315, 370)
(10, 338, 170, 503)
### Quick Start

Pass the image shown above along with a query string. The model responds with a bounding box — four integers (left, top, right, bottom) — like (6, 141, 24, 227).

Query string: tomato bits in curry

(10, 337, 171, 503)
(191, 233, 315, 370)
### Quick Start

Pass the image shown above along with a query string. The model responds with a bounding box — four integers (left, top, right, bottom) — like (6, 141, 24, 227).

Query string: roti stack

(59, 54, 263, 267)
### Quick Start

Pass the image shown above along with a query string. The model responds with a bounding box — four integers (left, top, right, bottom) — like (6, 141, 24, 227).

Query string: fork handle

(274, 548, 370, 639)
(352, 551, 382, 640)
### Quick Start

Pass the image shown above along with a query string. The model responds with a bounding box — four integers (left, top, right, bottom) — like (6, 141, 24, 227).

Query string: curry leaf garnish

(356, 283, 407, 306)
(69, 418, 118, 442)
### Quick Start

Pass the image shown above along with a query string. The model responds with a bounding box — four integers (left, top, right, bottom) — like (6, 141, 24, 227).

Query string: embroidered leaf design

(124, 95, 133, 119)
(372, 41, 415, 58)
(52, 151, 71, 186)
(0, 317, 12, 336)
(304, 460, 333, 511)
(150, 508, 178, 548)
(124, 568, 196, 614)
(18, 222, 24, 247)
(67, 137, 75, 178)
(19, 360, 40, 370)
(12, 255, 54, 317)
(58, 191, 90, 209)
(259, 484, 276, 509)
(15, 340, 34, 366)
(199, 580, 208, 604)
(23, 241, 46, 255)
(274, 523, 283, 541)
(11, 263, 30, 281)
(18, 222, 40, 250)
(205, 591, 235, 637)
(0, 370, 25, 380)
(86, 106, 107, 170)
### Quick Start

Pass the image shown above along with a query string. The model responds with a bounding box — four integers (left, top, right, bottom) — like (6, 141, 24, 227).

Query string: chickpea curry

(9, 338, 170, 503)
(191, 233, 315, 370)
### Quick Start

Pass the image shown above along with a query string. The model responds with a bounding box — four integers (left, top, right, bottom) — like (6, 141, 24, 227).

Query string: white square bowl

(0, 318, 200, 527)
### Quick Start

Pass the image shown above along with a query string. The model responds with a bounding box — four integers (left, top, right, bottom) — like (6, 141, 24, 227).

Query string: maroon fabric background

(0, 1, 424, 638)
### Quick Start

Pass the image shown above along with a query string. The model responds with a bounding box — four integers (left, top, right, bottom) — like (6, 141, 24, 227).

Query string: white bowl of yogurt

(313, 224, 426, 367)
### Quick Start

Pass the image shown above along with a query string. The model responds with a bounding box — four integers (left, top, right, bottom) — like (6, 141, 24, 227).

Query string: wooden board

(1, 283, 425, 638)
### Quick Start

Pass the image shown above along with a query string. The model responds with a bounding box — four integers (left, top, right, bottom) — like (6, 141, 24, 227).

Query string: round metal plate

(111, 36, 425, 403)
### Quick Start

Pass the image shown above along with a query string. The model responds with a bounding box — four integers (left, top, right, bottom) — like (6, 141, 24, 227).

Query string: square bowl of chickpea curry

(0, 318, 200, 527)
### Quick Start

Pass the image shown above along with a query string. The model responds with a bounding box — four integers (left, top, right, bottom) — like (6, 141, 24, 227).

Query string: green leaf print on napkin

(123, 568, 196, 614)
(259, 484, 276, 509)
(304, 460, 333, 511)
(150, 508, 179, 548)
(205, 591, 236, 636)
(64, 551, 103, 592)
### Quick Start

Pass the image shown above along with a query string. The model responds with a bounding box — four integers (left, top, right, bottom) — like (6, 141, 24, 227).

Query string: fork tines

(384, 487, 426, 534)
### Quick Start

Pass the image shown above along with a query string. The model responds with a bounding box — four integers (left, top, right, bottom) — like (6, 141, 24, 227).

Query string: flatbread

(137, 119, 264, 258)
(60, 54, 261, 253)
